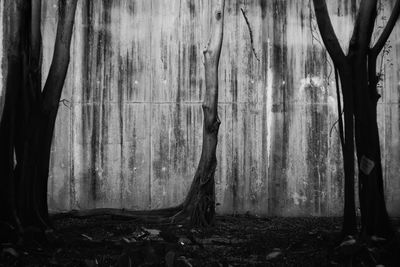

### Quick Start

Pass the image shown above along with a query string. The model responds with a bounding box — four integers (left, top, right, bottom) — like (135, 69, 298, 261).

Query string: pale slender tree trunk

(174, 0, 225, 226)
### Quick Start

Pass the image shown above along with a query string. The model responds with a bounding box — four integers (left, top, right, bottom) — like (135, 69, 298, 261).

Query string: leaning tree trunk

(313, 0, 399, 238)
(173, 0, 225, 227)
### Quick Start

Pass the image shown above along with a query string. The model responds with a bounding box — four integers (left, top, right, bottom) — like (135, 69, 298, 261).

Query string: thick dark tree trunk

(0, 0, 24, 235)
(0, 0, 77, 235)
(313, 0, 399, 238)
(338, 69, 357, 236)
(354, 50, 392, 237)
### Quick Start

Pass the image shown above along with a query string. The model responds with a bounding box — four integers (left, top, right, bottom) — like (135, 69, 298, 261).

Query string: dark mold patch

(231, 64, 239, 213)
(259, 0, 267, 19)
(188, 0, 195, 18)
(189, 45, 197, 93)
(173, 43, 185, 170)
(268, 0, 289, 215)
(153, 112, 170, 182)
(127, 1, 135, 15)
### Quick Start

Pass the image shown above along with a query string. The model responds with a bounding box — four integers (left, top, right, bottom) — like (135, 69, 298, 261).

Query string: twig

(240, 8, 260, 62)
(60, 99, 71, 109)
(329, 67, 345, 148)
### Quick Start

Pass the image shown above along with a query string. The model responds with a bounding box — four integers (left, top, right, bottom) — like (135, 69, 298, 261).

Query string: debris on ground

(0, 216, 399, 266)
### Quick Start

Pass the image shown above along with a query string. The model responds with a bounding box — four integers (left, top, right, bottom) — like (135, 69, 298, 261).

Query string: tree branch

(372, 0, 400, 55)
(334, 67, 345, 148)
(350, 0, 377, 55)
(41, 0, 78, 114)
(240, 8, 260, 62)
(312, 0, 346, 68)
(30, 0, 42, 67)
(28, 0, 43, 100)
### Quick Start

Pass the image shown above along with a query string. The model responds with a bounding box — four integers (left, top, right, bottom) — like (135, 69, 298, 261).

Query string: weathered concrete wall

(1, 0, 400, 216)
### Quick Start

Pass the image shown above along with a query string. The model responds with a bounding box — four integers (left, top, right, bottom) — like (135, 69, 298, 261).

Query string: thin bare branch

(334, 67, 345, 147)
(240, 8, 260, 62)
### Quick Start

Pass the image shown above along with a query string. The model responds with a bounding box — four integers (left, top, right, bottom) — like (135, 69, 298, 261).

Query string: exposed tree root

(51, 205, 183, 222)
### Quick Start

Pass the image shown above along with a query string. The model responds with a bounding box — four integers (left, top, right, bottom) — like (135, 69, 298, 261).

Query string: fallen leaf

(178, 237, 192, 246)
(121, 237, 132, 243)
(143, 228, 160, 236)
(336, 236, 361, 256)
(266, 248, 282, 260)
(371, 236, 386, 242)
(2, 247, 18, 258)
(339, 236, 356, 247)
(81, 234, 93, 241)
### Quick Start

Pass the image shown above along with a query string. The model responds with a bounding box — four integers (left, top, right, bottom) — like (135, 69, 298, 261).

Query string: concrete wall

(1, 0, 400, 216)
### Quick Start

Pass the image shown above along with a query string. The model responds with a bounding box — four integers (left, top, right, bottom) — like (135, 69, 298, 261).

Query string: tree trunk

(0, 0, 77, 234)
(19, 0, 77, 229)
(313, 0, 399, 238)
(353, 51, 392, 237)
(0, 0, 24, 235)
(337, 68, 357, 236)
(174, 0, 225, 227)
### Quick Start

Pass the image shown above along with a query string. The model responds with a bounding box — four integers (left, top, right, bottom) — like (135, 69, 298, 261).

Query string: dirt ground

(1, 215, 399, 266)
